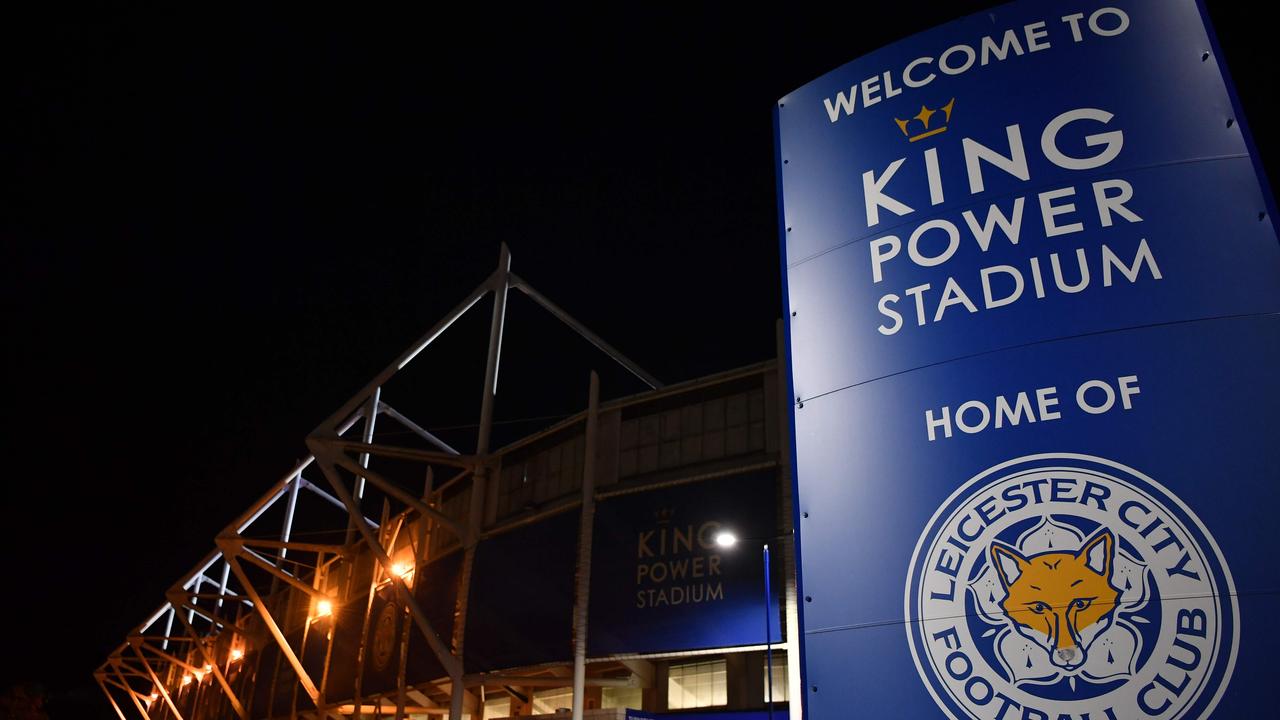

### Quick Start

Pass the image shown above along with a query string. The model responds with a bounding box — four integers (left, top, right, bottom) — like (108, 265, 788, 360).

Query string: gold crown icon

(653, 507, 676, 524)
(895, 98, 955, 142)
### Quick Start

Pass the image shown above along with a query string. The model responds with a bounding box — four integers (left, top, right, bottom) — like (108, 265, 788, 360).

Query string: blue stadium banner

(589, 471, 783, 656)
(775, 2, 1279, 718)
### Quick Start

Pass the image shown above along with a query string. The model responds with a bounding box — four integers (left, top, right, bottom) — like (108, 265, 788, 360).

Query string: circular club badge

(906, 454, 1238, 720)
(371, 601, 399, 672)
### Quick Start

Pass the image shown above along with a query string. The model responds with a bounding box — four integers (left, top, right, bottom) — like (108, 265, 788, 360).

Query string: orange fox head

(990, 529, 1120, 671)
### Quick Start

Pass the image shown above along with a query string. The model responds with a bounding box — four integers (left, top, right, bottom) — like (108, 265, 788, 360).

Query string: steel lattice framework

(96, 245, 668, 720)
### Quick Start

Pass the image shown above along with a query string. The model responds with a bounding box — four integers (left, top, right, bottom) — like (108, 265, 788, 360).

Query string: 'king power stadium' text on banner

(775, 1, 1279, 718)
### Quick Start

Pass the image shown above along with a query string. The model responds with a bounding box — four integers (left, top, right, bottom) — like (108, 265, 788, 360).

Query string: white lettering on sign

(865, 107, 1162, 337)
(822, 7, 1131, 123)
(924, 375, 1141, 442)
(634, 521, 727, 609)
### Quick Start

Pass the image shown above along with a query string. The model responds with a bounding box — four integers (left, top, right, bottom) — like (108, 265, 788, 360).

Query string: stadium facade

(96, 246, 801, 720)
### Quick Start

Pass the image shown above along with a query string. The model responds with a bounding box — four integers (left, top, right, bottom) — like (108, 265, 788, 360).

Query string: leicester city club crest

(905, 454, 1238, 719)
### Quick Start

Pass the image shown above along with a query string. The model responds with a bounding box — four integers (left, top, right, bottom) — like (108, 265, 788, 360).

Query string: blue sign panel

(775, 2, 1279, 718)
(588, 472, 783, 655)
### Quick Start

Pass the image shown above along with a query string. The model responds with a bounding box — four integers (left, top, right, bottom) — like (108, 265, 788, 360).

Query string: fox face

(990, 529, 1120, 672)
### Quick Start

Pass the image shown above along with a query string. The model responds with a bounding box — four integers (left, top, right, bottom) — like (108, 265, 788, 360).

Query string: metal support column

(280, 474, 301, 561)
(452, 243, 510, 720)
(161, 607, 175, 652)
(346, 388, 381, 547)
(764, 543, 775, 720)
(216, 560, 232, 610)
(571, 372, 600, 720)
(475, 243, 510, 463)
(187, 575, 203, 626)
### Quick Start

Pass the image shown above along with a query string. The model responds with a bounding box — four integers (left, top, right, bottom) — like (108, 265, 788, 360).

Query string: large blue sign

(775, 2, 1279, 718)
(589, 472, 783, 656)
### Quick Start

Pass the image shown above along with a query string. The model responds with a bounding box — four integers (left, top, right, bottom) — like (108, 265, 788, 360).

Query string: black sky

(4, 2, 1275, 717)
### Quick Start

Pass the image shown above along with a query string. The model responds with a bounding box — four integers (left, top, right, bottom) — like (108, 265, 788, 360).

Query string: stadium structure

(95, 246, 802, 720)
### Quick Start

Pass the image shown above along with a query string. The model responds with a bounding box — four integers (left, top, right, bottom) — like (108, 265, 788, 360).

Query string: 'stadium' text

(869, 108, 1161, 336)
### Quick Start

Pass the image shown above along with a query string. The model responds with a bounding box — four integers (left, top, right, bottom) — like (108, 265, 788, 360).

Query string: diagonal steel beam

(315, 275, 494, 437)
(129, 641, 185, 720)
(299, 476, 380, 526)
(95, 672, 130, 720)
(318, 444, 466, 540)
(108, 660, 154, 682)
(244, 545, 301, 574)
(135, 640, 201, 675)
(227, 474, 295, 537)
(219, 537, 332, 601)
(280, 474, 302, 561)
(238, 538, 351, 556)
(223, 553, 322, 704)
(378, 401, 460, 455)
(355, 386, 380, 507)
(109, 664, 153, 720)
(162, 606, 175, 651)
(137, 603, 173, 634)
(310, 451, 464, 684)
(131, 635, 196, 644)
(323, 439, 477, 468)
(221, 409, 361, 541)
(174, 599, 252, 636)
(188, 591, 251, 604)
(169, 605, 249, 720)
(101, 674, 135, 693)
(509, 272, 662, 389)
(433, 466, 473, 496)
(476, 242, 510, 458)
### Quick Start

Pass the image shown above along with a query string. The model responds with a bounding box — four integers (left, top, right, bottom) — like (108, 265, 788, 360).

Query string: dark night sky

(4, 2, 1275, 716)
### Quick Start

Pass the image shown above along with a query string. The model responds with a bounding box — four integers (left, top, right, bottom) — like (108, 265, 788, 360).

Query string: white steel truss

(96, 244, 662, 720)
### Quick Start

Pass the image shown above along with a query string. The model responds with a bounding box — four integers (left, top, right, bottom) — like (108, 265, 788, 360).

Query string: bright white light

(391, 562, 413, 579)
(181, 675, 192, 686)
(230, 648, 244, 662)
(315, 599, 334, 618)
(715, 531, 738, 548)
(193, 670, 205, 682)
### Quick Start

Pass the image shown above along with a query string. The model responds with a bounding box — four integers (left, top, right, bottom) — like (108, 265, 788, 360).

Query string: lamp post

(715, 530, 777, 720)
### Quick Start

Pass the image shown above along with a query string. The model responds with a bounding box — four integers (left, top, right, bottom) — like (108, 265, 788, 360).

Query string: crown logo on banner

(895, 98, 956, 142)
(653, 507, 676, 525)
